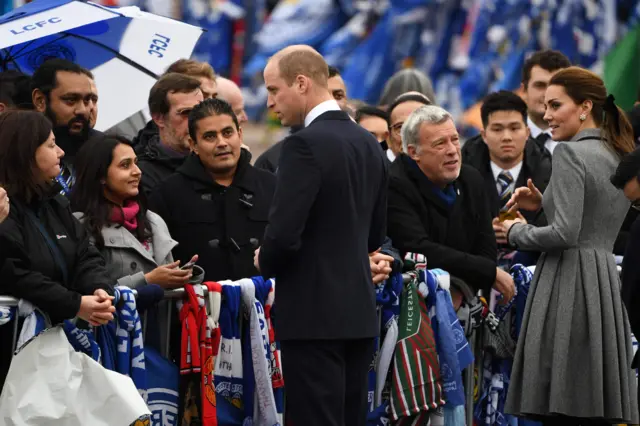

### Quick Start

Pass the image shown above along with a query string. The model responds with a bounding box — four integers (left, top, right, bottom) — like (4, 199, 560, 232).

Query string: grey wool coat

(73, 210, 177, 288)
(505, 129, 639, 423)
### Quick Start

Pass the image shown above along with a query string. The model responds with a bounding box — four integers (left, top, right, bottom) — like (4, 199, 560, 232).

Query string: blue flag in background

(341, 11, 396, 104)
(183, 0, 244, 76)
(243, 0, 346, 79)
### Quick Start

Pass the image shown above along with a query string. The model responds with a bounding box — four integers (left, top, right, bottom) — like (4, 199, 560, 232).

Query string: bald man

(256, 45, 388, 426)
(215, 76, 248, 124)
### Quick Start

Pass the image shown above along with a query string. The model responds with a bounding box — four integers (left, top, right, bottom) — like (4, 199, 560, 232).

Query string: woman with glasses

(497, 67, 638, 425)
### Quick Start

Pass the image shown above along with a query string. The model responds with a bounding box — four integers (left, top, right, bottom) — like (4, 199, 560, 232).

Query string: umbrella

(0, 0, 204, 131)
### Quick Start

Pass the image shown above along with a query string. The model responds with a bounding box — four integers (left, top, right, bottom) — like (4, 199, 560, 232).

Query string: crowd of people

(1, 44, 640, 426)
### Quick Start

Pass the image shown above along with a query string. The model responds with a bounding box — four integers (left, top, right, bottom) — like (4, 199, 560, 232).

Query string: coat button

(130, 261, 137, 270)
(110, 237, 115, 243)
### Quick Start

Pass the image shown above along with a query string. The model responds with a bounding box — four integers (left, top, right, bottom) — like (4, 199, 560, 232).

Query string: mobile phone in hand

(181, 259, 197, 270)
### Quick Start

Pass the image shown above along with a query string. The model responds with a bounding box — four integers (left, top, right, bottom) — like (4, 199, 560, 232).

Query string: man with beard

(137, 73, 203, 196)
(31, 59, 100, 195)
(149, 98, 276, 281)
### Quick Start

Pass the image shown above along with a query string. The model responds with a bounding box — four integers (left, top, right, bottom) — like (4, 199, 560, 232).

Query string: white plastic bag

(0, 326, 150, 425)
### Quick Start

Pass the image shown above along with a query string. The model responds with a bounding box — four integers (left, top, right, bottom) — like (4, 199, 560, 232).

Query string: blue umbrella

(0, 0, 204, 131)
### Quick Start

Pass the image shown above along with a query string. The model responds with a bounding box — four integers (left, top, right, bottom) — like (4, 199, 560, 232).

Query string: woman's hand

(500, 215, 527, 244)
(506, 178, 543, 213)
(78, 295, 115, 326)
(493, 212, 527, 244)
(145, 260, 192, 289)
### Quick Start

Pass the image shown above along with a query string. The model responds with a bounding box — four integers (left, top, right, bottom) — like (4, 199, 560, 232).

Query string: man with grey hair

(387, 105, 515, 301)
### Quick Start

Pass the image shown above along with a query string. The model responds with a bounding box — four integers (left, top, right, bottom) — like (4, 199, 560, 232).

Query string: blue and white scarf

(63, 320, 101, 361)
(16, 300, 48, 350)
(114, 286, 147, 402)
(0, 306, 13, 326)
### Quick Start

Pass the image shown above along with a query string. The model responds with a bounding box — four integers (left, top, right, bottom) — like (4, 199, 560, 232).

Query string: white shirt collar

(490, 160, 523, 189)
(304, 99, 341, 127)
(387, 149, 396, 162)
(527, 116, 551, 139)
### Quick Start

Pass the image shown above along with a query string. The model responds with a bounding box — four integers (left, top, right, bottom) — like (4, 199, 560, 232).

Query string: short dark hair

(355, 105, 389, 126)
(387, 93, 432, 118)
(480, 90, 528, 128)
(71, 135, 151, 249)
(328, 65, 340, 78)
(0, 110, 53, 201)
(188, 98, 239, 143)
(611, 147, 640, 189)
(31, 59, 94, 99)
(521, 50, 571, 88)
(148, 73, 201, 116)
(0, 70, 33, 109)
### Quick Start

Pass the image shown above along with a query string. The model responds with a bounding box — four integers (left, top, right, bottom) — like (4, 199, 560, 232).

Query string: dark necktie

(497, 171, 514, 207)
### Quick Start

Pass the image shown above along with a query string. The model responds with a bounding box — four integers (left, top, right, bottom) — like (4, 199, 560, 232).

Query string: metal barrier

(0, 272, 479, 422)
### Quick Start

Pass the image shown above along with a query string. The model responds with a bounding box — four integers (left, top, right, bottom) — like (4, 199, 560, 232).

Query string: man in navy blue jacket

(256, 45, 388, 426)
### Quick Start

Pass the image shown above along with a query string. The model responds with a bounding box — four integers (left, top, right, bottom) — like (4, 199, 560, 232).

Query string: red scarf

(180, 283, 221, 426)
(111, 200, 140, 232)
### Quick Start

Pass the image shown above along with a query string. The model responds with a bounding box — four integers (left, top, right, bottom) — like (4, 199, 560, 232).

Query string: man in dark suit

(462, 91, 551, 264)
(387, 104, 515, 298)
(611, 147, 640, 411)
(256, 45, 388, 426)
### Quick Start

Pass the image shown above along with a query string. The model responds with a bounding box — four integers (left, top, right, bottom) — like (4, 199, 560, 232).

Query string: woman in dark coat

(0, 111, 115, 387)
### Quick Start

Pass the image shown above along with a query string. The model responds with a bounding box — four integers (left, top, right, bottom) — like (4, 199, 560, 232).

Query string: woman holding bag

(498, 67, 638, 425)
(0, 111, 115, 387)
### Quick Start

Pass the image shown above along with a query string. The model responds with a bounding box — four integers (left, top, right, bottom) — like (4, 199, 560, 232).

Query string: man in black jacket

(462, 91, 551, 247)
(611, 148, 640, 411)
(149, 98, 275, 281)
(137, 73, 204, 196)
(387, 104, 515, 299)
(258, 45, 388, 426)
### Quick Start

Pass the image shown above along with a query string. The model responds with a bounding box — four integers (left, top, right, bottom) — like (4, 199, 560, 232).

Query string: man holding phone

(149, 98, 277, 282)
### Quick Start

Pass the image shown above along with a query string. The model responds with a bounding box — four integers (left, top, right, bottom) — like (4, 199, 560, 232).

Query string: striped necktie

(497, 171, 514, 206)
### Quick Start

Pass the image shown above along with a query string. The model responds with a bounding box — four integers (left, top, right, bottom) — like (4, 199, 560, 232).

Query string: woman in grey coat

(498, 67, 639, 425)
(70, 136, 196, 290)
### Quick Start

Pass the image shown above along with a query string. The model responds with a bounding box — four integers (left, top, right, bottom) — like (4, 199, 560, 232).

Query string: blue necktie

(497, 171, 514, 207)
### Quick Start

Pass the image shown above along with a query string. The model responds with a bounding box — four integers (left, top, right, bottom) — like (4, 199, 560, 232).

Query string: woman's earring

(579, 113, 586, 121)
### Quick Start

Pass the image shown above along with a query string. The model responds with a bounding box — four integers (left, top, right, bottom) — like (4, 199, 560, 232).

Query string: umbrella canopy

(0, 0, 204, 131)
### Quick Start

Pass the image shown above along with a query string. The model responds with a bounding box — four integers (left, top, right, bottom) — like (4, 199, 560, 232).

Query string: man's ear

(152, 112, 165, 129)
(296, 75, 309, 94)
(0, 103, 7, 113)
(189, 136, 198, 154)
(481, 129, 487, 144)
(237, 126, 243, 140)
(32, 88, 46, 113)
(408, 145, 420, 161)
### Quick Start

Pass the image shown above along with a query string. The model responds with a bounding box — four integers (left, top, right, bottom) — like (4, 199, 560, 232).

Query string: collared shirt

(387, 150, 396, 162)
(490, 160, 523, 195)
(304, 99, 341, 127)
(528, 116, 558, 155)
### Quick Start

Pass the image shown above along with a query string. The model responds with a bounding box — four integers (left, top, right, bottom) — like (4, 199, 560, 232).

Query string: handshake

(77, 289, 115, 327)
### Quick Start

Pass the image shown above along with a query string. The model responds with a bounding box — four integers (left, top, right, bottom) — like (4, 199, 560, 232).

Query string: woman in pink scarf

(70, 136, 197, 290)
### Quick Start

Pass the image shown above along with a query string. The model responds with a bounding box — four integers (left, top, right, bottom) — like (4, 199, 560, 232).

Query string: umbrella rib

(2, 34, 72, 65)
(63, 32, 159, 79)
